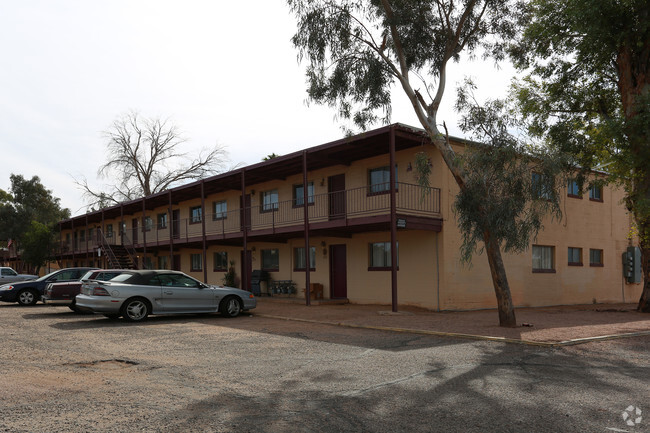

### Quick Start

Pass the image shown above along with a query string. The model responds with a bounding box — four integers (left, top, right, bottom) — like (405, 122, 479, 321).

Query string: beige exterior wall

(59, 141, 642, 310)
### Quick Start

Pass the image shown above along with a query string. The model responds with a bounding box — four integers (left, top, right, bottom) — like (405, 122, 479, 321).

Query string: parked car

(75, 270, 256, 321)
(0, 267, 38, 284)
(0, 268, 98, 306)
(42, 269, 127, 312)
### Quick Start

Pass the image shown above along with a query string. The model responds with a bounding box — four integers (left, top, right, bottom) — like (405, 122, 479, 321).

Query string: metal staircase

(98, 230, 138, 269)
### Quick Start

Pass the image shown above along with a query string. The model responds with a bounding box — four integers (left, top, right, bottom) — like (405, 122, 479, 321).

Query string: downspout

(389, 126, 398, 312)
(201, 180, 208, 283)
(241, 169, 248, 291)
(303, 150, 311, 306)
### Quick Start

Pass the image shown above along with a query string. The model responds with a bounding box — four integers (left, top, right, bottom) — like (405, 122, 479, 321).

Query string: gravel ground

(1, 302, 649, 433)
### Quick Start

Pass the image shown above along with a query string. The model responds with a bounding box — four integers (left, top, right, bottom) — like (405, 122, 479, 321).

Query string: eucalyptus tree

(288, 0, 531, 327)
(510, 0, 650, 311)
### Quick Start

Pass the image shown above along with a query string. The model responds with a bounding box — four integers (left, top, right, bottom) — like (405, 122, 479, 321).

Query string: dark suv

(0, 268, 98, 306)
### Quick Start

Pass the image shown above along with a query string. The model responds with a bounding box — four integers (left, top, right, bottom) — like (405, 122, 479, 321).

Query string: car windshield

(35, 270, 61, 282)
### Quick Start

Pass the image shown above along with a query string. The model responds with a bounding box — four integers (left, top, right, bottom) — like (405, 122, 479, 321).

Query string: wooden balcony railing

(60, 182, 440, 253)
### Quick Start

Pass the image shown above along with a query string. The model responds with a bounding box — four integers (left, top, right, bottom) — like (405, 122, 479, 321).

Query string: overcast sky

(0, 0, 515, 217)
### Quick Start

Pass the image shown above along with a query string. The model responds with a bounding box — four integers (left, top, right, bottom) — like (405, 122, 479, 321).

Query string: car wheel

(17, 289, 38, 306)
(121, 298, 150, 322)
(220, 296, 242, 318)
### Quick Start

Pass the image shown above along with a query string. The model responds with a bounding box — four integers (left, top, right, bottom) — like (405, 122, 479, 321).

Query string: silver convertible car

(75, 270, 256, 321)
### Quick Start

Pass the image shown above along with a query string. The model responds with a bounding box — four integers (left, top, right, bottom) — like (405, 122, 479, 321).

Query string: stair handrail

(119, 231, 139, 268)
(97, 229, 121, 269)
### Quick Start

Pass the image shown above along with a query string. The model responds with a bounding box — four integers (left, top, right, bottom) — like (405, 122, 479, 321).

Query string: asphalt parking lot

(1, 303, 649, 432)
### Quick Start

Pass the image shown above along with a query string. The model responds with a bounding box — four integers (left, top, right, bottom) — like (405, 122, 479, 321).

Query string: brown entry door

(329, 244, 347, 299)
(131, 218, 138, 244)
(172, 210, 180, 239)
(328, 174, 345, 220)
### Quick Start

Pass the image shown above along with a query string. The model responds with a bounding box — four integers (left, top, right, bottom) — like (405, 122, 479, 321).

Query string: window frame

(157, 213, 168, 230)
(294, 246, 316, 271)
(589, 248, 604, 267)
(532, 172, 552, 200)
(105, 224, 113, 238)
(261, 248, 280, 271)
(190, 206, 202, 224)
(213, 251, 228, 272)
(532, 245, 555, 273)
(368, 165, 398, 196)
(143, 216, 153, 232)
(567, 247, 583, 266)
(212, 200, 228, 221)
(368, 241, 399, 271)
(567, 179, 582, 199)
(157, 255, 169, 270)
(589, 185, 603, 202)
(261, 189, 279, 213)
(293, 182, 315, 207)
(190, 253, 203, 272)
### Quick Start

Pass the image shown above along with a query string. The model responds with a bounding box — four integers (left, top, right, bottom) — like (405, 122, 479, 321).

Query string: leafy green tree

(0, 175, 70, 272)
(510, 0, 650, 310)
(288, 0, 526, 326)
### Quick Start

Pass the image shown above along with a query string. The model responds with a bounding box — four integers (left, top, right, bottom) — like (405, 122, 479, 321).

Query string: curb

(255, 314, 650, 347)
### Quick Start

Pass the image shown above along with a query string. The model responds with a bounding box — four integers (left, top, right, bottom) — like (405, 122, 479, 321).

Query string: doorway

(328, 174, 345, 220)
(329, 244, 347, 299)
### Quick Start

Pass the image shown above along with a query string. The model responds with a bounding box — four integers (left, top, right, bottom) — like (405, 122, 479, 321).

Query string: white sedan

(75, 270, 256, 321)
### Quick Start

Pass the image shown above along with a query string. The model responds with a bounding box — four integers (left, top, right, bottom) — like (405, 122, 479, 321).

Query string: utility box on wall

(622, 246, 642, 284)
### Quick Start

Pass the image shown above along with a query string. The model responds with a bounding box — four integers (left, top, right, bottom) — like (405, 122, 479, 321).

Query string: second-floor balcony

(62, 182, 442, 254)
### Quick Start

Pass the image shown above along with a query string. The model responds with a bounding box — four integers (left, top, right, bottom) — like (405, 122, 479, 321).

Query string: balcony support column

(85, 214, 89, 263)
(390, 126, 398, 312)
(142, 198, 147, 269)
(101, 209, 105, 268)
(303, 150, 311, 306)
(241, 169, 248, 291)
(168, 191, 174, 269)
(201, 180, 208, 283)
(71, 217, 75, 265)
(120, 203, 124, 246)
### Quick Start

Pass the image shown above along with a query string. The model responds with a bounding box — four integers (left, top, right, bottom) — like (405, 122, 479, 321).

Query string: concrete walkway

(253, 298, 650, 347)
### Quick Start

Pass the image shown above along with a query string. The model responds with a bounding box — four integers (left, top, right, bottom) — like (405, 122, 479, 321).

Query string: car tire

(219, 296, 242, 318)
(121, 298, 150, 322)
(17, 289, 38, 306)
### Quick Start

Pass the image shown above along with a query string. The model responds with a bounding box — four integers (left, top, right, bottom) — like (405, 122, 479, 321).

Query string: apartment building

(57, 123, 642, 310)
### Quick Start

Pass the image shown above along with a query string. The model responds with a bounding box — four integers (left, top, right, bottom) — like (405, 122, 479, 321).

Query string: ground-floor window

(589, 249, 604, 267)
(261, 249, 279, 271)
(368, 241, 398, 270)
(533, 245, 555, 272)
(191, 253, 203, 271)
(213, 251, 228, 271)
(158, 255, 169, 269)
(294, 246, 315, 271)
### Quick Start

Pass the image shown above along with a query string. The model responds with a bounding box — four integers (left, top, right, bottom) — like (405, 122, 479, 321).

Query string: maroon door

(131, 218, 138, 244)
(328, 174, 346, 220)
(240, 194, 251, 231)
(240, 249, 252, 290)
(172, 254, 181, 271)
(329, 244, 347, 298)
(172, 210, 180, 239)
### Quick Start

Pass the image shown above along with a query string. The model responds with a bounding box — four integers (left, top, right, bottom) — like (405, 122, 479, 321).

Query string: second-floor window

(368, 166, 397, 194)
(261, 190, 279, 212)
(213, 200, 227, 220)
(79, 230, 85, 242)
(88, 228, 94, 242)
(589, 185, 603, 201)
(106, 224, 113, 238)
(532, 173, 552, 200)
(567, 179, 581, 197)
(293, 182, 314, 207)
(157, 213, 168, 229)
(144, 216, 153, 232)
(190, 206, 202, 224)
(590, 249, 604, 266)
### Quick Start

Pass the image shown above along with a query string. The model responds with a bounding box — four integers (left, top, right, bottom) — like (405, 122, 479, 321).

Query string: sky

(0, 0, 516, 217)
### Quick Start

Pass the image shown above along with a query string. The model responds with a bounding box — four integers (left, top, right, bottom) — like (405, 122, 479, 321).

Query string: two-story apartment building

(57, 123, 642, 311)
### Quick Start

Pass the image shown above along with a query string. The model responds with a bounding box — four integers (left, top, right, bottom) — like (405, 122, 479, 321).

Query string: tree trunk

(484, 230, 517, 327)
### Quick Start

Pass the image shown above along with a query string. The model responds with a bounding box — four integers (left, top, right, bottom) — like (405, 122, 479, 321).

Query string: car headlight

(0, 285, 14, 291)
